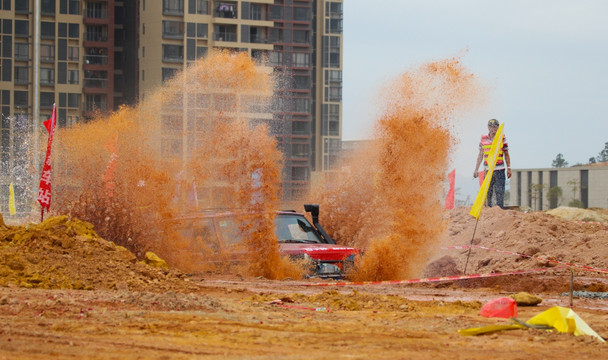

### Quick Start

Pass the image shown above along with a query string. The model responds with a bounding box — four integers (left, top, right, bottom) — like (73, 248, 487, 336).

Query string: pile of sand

(0, 215, 199, 293)
(547, 206, 608, 222)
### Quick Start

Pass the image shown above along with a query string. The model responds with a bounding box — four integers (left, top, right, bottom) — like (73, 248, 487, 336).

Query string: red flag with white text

(37, 104, 57, 211)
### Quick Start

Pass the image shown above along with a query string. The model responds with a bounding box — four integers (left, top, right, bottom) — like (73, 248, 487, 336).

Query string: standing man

(473, 119, 511, 208)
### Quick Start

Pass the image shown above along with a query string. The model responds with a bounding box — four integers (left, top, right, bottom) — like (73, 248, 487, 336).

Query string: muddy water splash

(53, 51, 301, 279)
(311, 58, 481, 281)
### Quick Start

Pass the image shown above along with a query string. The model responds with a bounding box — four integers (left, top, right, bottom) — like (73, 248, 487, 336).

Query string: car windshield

(274, 215, 323, 244)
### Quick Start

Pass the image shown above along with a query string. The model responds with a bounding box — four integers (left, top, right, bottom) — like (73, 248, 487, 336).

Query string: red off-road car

(177, 204, 360, 278)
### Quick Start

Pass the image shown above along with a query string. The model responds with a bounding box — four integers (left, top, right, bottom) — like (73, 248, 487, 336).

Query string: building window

(293, 98, 310, 113)
(40, 68, 55, 86)
(196, 46, 207, 59)
(326, 86, 342, 101)
(291, 167, 309, 181)
(269, 51, 283, 66)
(68, 93, 80, 108)
(292, 143, 309, 157)
(269, 5, 282, 20)
(85, 94, 107, 111)
(14, 91, 28, 107)
(86, 25, 107, 42)
(323, 36, 341, 68)
(251, 4, 263, 20)
(40, 44, 55, 62)
(214, 24, 236, 41)
(326, 18, 343, 34)
(294, 7, 311, 21)
(293, 30, 310, 44)
(325, 70, 342, 85)
(40, 92, 55, 108)
(68, 70, 79, 84)
(294, 76, 310, 90)
(15, 43, 29, 61)
(163, 20, 184, 38)
(41, 22, 55, 38)
(41, 0, 55, 14)
(197, 23, 208, 38)
(14, 67, 28, 84)
(190, 0, 209, 14)
(162, 68, 179, 82)
(163, 0, 184, 15)
(68, 46, 79, 61)
(15, 0, 29, 13)
(69, 0, 81, 15)
(292, 53, 310, 67)
(85, 2, 106, 18)
(69, 23, 79, 38)
(162, 45, 183, 62)
(15, 21, 29, 37)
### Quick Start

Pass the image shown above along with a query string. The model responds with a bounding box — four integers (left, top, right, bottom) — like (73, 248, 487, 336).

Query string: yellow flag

(8, 182, 16, 216)
(470, 123, 504, 219)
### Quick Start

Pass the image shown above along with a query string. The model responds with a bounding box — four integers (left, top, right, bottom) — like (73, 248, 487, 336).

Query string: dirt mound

(0, 215, 199, 293)
(429, 207, 608, 285)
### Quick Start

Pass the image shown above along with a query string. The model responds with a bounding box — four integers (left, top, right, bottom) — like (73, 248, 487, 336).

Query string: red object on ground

(480, 297, 518, 318)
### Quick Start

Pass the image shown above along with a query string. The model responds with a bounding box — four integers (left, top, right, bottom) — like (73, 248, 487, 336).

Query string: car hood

(279, 243, 360, 261)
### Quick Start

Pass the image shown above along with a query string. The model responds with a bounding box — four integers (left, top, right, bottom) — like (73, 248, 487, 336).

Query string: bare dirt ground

(1, 207, 608, 359)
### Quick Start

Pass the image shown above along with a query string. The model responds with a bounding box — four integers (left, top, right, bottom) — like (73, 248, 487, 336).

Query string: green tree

(552, 153, 568, 168)
(547, 186, 562, 209)
(596, 142, 608, 163)
(589, 157, 597, 164)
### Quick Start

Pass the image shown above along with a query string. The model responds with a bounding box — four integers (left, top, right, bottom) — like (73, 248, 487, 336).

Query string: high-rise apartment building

(0, 0, 342, 212)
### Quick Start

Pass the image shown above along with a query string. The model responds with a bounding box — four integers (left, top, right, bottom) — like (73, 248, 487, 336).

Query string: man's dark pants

(486, 169, 506, 209)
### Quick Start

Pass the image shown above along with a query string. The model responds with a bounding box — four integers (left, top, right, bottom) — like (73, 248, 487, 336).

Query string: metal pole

(463, 218, 480, 275)
(569, 268, 574, 307)
(33, 0, 41, 217)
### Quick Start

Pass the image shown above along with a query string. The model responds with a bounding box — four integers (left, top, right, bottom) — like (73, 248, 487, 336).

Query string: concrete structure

(511, 163, 608, 210)
(0, 0, 343, 213)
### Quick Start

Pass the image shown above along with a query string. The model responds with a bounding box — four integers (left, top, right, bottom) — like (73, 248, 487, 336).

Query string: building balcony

(163, 56, 184, 63)
(84, 78, 108, 88)
(84, 54, 108, 65)
(85, 7, 108, 19)
(84, 32, 108, 42)
(250, 35, 269, 44)
(215, 2, 238, 18)
(214, 32, 237, 42)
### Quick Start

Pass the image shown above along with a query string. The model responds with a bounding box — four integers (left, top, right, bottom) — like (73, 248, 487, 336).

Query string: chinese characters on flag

(37, 104, 57, 212)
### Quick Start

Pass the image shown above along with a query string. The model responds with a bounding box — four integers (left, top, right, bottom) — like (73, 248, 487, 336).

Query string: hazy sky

(342, 0, 608, 199)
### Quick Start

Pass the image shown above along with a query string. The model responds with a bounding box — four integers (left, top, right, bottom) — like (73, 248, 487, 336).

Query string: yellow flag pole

(464, 123, 504, 274)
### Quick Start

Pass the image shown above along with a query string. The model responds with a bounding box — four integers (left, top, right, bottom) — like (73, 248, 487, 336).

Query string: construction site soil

(1, 206, 608, 359)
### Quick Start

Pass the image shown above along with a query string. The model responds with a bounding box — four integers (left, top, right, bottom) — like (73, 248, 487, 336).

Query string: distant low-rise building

(511, 163, 608, 210)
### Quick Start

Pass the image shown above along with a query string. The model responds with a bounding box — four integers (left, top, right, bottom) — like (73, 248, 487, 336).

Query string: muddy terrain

(1, 207, 607, 359)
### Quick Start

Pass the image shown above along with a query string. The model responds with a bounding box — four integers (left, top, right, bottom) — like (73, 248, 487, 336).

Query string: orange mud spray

(309, 58, 482, 281)
(53, 51, 302, 279)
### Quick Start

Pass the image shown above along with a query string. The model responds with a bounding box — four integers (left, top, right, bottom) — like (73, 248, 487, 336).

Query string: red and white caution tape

(574, 221, 608, 225)
(443, 245, 608, 274)
(301, 267, 561, 287)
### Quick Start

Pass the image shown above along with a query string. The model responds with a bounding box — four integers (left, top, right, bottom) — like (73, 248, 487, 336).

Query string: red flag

(444, 169, 455, 210)
(478, 170, 485, 187)
(37, 104, 57, 211)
